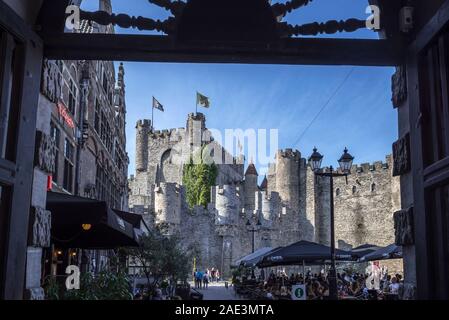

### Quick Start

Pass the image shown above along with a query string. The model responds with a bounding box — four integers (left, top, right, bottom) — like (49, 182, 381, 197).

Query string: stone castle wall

(313, 156, 401, 250)
(129, 114, 402, 277)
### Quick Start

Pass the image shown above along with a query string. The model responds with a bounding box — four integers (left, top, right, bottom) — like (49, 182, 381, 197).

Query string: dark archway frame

(37, 0, 405, 66)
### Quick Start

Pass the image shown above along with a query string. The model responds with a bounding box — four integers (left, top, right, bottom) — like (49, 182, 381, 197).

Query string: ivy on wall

(182, 146, 218, 209)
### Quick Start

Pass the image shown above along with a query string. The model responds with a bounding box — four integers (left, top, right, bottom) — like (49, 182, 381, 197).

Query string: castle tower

(187, 112, 206, 149)
(255, 191, 279, 230)
(135, 120, 151, 172)
(213, 184, 240, 225)
(275, 149, 301, 212)
(154, 183, 182, 233)
(243, 162, 258, 215)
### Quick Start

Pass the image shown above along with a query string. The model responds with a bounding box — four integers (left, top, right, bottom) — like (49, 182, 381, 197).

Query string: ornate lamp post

(309, 147, 354, 300)
(246, 218, 262, 253)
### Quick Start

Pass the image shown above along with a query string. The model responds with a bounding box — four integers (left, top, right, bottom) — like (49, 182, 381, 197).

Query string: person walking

(216, 269, 220, 282)
(198, 270, 204, 289)
(203, 273, 209, 289)
(194, 269, 200, 289)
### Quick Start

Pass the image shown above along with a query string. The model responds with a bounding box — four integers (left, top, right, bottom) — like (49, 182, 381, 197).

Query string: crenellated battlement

(149, 127, 185, 141)
(277, 148, 301, 161)
(188, 112, 206, 122)
(136, 119, 151, 128)
(309, 155, 392, 175)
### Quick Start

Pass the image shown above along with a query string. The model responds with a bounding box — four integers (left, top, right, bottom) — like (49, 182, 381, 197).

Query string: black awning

(359, 244, 402, 262)
(46, 192, 139, 249)
(350, 243, 382, 259)
(257, 240, 353, 268)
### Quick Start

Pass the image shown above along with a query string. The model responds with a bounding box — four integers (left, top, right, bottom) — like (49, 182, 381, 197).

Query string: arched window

(371, 183, 376, 192)
(336, 188, 340, 196)
(352, 186, 357, 194)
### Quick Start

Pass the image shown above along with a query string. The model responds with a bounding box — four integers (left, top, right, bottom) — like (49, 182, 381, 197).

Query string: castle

(129, 113, 401, 276)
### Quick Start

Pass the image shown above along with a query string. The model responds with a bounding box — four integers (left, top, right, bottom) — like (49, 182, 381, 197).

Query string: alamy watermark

(65, 265, 80, 290)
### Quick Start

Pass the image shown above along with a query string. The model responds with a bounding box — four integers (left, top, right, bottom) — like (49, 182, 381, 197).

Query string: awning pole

(303, 260, 305, 277)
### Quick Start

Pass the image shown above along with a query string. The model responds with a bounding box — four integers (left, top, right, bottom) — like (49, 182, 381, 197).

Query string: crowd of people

(244, 268, 405, 300)
(193, 268, 221, 289)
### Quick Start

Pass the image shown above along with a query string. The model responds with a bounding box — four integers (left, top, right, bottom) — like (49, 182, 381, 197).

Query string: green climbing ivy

(183, 146, 218, 209)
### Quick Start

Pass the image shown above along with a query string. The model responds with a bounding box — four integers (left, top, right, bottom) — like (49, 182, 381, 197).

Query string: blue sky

(81, 1, 398, 179)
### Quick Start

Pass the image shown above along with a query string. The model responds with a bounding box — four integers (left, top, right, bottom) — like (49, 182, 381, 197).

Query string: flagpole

(152, 97, 154, 132)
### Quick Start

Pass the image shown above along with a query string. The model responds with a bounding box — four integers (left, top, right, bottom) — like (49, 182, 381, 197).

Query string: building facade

(37, 6, 129, 279)
(129, 113, 401, 277)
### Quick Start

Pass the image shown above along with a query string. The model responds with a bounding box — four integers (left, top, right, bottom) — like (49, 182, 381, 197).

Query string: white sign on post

(291, 284, 306, 300)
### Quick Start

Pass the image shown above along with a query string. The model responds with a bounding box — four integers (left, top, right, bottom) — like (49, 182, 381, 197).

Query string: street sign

(291, 284, 306, 300)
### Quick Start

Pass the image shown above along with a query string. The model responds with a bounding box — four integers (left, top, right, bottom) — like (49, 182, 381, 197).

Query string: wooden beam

(42, 33, 404, 66)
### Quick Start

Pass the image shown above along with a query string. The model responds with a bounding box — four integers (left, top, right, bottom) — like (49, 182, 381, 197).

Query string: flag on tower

(153, 96, 164, 112)
(196, 92, 210, 108)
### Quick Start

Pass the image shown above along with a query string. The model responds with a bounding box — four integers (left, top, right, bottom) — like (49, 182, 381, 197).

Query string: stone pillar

(25, 96, 55, 299)
(391, 65, 416, 299)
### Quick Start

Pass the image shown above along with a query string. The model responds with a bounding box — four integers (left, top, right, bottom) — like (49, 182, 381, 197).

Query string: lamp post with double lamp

(309, 147, 354, 300)
(246, 218, 262, 279)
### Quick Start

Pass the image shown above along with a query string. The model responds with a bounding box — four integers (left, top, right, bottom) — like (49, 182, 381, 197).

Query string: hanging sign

(57, 101, 75, 129)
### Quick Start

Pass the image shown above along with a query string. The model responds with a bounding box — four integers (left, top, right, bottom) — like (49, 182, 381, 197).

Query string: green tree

(124, 230, 192, 297)
(183, 146, 218, 209)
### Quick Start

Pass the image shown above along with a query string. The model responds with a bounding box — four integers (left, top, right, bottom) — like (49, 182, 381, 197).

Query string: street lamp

(309, 147, 354, 300)
(246, 218, 262, 253)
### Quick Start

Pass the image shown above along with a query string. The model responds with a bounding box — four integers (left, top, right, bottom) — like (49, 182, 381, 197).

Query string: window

(371, 183, 376, 192)
(336, 188, 340, 196)
(94, 98, 100, 133)
(352, 186, 357, 194)
(63, 139, 74, 193)
(50, 122, 60, 183)
(68, 78, 77, 114)
(100, 112, 107, 143)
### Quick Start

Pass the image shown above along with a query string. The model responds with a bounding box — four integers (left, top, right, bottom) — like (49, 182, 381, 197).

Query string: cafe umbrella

(358, 244, 402, 262)
(257, 240, 353, 268)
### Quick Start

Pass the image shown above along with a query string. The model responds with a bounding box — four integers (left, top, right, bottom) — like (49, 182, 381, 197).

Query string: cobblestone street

(192, 282, 242, 300)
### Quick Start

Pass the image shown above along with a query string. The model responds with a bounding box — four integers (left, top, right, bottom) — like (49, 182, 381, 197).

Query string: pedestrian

(203, 273, 209, 289)
(216, 270, 220, 282)
(211, 268, 216, 282)
(198, 270, 204, 289)
(194, 269, 200, 289)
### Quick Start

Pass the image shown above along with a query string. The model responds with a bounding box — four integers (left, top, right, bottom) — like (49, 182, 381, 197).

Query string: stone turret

(213, 184, 240, 225)
(135, 120, 151, 172)
(255, 191, 280, 230)
(275, 149, 301, 212)
(243, 162, 258, 215)
(187, 112, 206, 148)
(154, 183, 182, 228)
